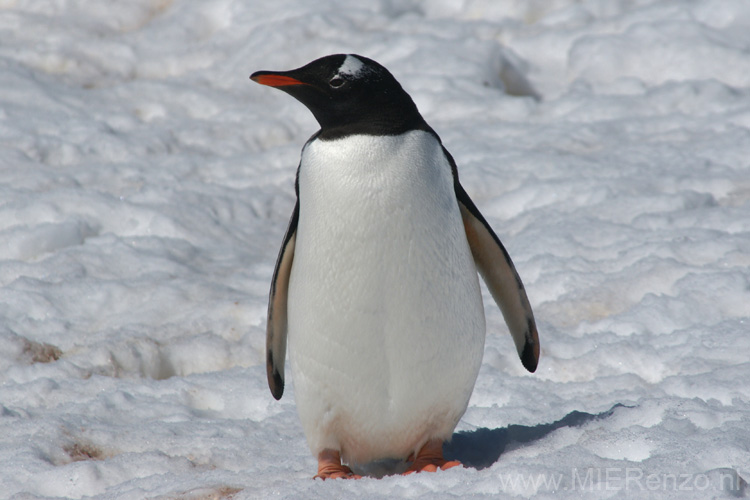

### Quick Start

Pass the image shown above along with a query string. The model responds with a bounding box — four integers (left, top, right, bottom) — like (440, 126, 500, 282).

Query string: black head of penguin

(251, 54, 431, 139)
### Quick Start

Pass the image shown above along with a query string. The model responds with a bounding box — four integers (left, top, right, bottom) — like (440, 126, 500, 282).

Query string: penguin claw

(314, 467, 361, 480)
(440, 460, 462, 471)
(403, 460, 461, 475)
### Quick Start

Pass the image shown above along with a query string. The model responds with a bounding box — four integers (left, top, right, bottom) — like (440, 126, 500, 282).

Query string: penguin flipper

(456, 183, 540, 372)
(266, 200, 299, 399)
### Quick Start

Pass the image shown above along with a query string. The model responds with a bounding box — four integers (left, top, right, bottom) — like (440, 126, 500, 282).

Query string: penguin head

(251, 54, 428, 137)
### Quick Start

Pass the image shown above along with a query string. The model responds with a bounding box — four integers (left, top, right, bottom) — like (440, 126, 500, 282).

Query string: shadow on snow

(444, 403, 631, 470)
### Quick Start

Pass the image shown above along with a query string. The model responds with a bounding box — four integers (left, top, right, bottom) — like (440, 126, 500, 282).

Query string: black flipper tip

(521, 341, 538, 373)
(267, 350, 285, 400)
(271, 370, 284, 400)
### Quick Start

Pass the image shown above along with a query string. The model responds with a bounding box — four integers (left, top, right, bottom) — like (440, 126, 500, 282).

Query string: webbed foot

(315, 449, 362, 479)
(403, 439, 461, 474)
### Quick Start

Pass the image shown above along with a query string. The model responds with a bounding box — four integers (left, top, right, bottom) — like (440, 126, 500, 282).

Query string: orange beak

(250, 73, 307, 87)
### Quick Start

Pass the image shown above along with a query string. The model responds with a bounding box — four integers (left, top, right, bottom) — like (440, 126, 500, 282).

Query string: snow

(1, 0, 749, 498)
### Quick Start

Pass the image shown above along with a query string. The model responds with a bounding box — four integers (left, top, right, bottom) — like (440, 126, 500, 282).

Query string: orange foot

(403, 439, 462, 475)
(314, 449, 362, 480)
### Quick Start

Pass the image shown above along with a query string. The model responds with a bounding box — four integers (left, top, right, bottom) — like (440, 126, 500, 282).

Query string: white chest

(297, 131, 457, 239)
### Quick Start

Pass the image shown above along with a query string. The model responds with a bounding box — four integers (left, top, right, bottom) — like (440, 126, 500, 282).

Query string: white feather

(287, 130, 485, 465)
(337, 54, 365, 77)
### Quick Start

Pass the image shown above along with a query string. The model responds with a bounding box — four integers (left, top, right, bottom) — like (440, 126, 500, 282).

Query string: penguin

(251, 54, 539, 479)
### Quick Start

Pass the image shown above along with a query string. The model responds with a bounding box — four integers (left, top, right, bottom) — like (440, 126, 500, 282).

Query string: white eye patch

(337, 55, 365, 77)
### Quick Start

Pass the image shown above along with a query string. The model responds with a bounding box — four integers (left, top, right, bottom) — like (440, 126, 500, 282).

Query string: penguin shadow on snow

(444, 403, 631, 469)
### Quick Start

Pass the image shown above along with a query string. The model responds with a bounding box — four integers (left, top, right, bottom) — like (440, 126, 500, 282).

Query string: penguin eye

(329, 76, 346, 89)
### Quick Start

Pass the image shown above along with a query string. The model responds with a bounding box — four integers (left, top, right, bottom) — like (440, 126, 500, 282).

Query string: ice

(1, 0, 749, 498)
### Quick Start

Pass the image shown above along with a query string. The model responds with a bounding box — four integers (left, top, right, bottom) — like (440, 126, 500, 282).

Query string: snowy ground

(1, 0, 749, 498)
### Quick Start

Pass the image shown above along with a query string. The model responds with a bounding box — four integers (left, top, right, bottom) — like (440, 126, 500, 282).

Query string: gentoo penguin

(251, 54, 539, 479)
